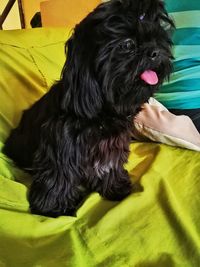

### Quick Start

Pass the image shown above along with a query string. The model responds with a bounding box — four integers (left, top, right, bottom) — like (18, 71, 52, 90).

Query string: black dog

(4, 0, 174, 217)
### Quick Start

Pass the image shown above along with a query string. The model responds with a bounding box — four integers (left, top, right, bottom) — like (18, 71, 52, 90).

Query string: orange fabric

(40, 0, 101, 28)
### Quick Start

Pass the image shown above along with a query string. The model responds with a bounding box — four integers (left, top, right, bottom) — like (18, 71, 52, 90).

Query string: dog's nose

(148, 50, 159, 60)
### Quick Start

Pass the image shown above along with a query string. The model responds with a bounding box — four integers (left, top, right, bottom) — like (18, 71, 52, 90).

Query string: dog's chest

(91, 131, 131, 176)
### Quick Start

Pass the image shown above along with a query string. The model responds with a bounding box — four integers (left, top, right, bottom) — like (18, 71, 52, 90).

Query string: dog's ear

(158, 1, 175, 31)
(60, 36, 103, 119)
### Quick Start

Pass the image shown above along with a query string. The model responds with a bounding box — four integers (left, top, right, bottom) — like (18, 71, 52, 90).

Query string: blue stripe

(155, 91, 200, 109)
(173, 58, 200, 71)
(173, 28, 200, 45)
(166, 0, 200, 13)
(161, 79, 200, 93)
(160, 1, 200, 109)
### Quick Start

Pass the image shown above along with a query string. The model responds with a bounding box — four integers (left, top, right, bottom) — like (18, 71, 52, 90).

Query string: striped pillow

(155, 0, 200, 109)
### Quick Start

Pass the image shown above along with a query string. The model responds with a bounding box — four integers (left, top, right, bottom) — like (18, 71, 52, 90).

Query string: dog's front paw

(97, 170, 132, 201)
(28, 180, 76, 217)
(29, 193, 76, 217)
(30, 203, 75, 217)
(105, 179, 132, 201)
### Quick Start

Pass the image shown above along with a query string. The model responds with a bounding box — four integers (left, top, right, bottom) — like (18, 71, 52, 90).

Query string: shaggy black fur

(3, 0, 174, 217)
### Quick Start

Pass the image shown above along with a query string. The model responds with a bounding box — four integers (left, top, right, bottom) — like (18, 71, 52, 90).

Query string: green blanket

(0, 28, 200, 267)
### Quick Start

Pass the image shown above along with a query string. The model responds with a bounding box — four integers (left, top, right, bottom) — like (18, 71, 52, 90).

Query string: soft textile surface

(0, 28, 200, 267)
(133, 98, 200, 151)
(155, 0, 200, 109)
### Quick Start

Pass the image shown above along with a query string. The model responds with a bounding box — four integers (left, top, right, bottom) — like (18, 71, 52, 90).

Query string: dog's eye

(118, 39, 136, 52)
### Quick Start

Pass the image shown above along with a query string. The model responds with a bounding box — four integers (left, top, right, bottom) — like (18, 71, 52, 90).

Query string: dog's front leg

(28, 119, 84, 217)
(28, 168, 83, 217)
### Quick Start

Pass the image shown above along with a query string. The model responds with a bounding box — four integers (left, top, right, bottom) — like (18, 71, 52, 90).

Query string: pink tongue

(140, 70, 158, 85)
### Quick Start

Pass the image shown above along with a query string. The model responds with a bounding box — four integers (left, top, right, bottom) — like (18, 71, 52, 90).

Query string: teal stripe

(173, 28, 200, 45)
(155, 91, 200, 109)
(159, 1, 200, 109)
(161, 79, 200, 93)
(170, 65, 200, 82)
(166, 0, 200, 13)
(170, 11, 200, 29)
(173, 58, 200, 71)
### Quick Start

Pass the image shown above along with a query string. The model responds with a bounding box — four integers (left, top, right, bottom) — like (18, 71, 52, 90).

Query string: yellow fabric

(0, 28, 200, 267)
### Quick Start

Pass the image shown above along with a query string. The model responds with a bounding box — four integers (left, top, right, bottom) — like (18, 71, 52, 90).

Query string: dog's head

(61, 0, 174, 118)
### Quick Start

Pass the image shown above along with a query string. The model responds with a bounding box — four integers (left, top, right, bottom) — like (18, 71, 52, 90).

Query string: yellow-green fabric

(0, 28, 200, 267)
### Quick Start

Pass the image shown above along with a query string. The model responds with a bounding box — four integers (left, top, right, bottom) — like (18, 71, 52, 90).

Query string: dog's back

(3, 82, 63, 169)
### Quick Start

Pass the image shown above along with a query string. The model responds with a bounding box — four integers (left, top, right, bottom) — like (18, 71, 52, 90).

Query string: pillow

(155, 0, 200, 109)
(133, 98, 200, 151)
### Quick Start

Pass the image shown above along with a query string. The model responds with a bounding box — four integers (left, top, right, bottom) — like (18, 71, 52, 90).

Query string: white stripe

(170, 11, 200, 29)
(173, 45, 200, 59)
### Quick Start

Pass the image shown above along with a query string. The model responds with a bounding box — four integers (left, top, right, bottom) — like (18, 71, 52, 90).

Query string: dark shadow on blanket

(157, 180, 200, 265)
(135, 253, 175, 267)
(129, 142, 160, 183)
